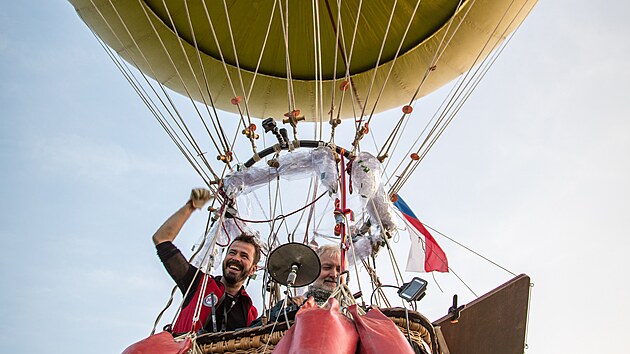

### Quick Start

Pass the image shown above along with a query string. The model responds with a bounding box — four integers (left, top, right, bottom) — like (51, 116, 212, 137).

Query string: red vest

(172, 274, 257, 333)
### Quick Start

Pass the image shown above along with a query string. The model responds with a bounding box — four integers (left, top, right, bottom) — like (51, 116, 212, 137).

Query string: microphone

(287, 264, 299, 286)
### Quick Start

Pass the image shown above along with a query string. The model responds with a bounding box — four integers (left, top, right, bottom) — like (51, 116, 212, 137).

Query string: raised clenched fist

(189, 188, 213, 209)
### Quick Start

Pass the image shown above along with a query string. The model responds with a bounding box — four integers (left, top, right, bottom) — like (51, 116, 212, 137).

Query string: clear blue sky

(1, 1, 628, 352)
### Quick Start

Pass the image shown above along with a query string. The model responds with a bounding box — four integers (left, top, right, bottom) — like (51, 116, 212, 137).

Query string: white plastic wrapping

(347, 232, 381, 264)
(351, 152, 398, 236)
(222, 147, 338, 198)
(347, 152, 398, 261)
(351, 152, 383, 199)
(190, 216, 262, 273)
(345, 218, 381, 263)
(217, 148, 397, 264)
(365, 185, 397, 235)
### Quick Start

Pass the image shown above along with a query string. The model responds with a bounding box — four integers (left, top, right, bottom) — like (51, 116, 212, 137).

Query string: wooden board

(433, 274, 531, 354)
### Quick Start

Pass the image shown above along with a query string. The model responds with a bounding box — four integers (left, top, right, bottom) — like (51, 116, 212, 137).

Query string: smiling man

(152, 188, 260, 334)
(250, 244, 344, 326)
(306, 244, 343, 304)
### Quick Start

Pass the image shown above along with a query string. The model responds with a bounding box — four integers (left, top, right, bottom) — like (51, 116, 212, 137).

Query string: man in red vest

(152, 188, 259, 334)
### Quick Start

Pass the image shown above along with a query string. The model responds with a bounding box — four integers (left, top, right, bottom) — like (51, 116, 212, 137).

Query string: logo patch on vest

(203, 292, 219, 307)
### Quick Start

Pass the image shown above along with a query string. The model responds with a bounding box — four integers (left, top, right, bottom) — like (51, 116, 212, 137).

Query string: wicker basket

(196, 307, 438, 354)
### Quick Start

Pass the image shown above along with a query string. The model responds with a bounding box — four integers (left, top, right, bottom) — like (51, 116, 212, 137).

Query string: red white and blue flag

(393, 195, 448, 273)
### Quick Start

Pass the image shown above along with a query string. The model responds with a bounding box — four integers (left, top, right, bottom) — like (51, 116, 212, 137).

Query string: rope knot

(333, 199, 353, 236)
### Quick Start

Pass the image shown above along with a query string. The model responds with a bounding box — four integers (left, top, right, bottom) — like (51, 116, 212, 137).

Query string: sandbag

(273, 297, 358, 354)
(121, 331, 191, 354)
(349, 305, 415, 354)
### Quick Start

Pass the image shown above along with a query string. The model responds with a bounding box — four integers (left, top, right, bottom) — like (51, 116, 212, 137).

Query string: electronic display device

(398, 277, 428, 301)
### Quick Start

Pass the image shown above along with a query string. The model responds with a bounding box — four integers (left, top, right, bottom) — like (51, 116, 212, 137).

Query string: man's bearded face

(222, 241, 256, 285)
(313, 254, 341, 292)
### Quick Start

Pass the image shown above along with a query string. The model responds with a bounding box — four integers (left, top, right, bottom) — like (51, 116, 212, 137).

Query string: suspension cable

(92, 30, 210, 183)
(388, 0, 532, 194)
(220, 0, 256, 130)
(376, 0, 468, 161)
(277, 0, 297, 112)
(245, 0, 279, 104)
(352, 0, 400, 147)
(91, 0, 218, 182)
(161, 0, 229, 155)
(424, 223, 516, 276)
(182, 0, 232, 152)
(199, 0, 255, 155)
(136, 0, 224, 172)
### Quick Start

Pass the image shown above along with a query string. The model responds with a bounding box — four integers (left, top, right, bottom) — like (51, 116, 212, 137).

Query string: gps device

(398, 277, 428, 302)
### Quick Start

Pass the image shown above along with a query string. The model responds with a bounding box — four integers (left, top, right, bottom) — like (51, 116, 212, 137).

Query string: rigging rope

(351, 0, 400, 150)
(290, 177, 315, 242)
(311, 0, 323, 137)
(387, 0, 533, 195)
(94, 33, 210, 182)
(302, 178, 320, 243)
(343, 0, 366, 127)
(323, 0, 365, 139)
(376, 0, 468, 162)
(276, 180, 292, 238)
(424, 224, 517, 276)
(278, 0, 297, 113)
(84, 1, 537, 334)
(89, 0, 219, 184)
(362, 0, 424, 129)
(233, 191, 327, 224)
(221, 0, 255, 126)
(182, 0, 232, 153)
(137, 0, 226, 171)
(324, 0, 341, 139)
(200, 0, 255, 155)
(164, 0, 231, 155)
(245, 0, 279, 104)
(325, 22, 356, 139)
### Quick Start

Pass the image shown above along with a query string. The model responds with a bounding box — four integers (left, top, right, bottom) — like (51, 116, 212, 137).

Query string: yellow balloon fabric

(69, 0, 536, 121)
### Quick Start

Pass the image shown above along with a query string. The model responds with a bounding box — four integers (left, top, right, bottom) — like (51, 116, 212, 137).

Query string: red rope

(218, 223, 231, 247)
(336, 150, 352, 272)
(216, 202, 230, 247)
(232, 191, 327, 224)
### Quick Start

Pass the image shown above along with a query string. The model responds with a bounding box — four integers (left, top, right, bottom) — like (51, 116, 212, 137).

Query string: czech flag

(393, 195, 448, 273)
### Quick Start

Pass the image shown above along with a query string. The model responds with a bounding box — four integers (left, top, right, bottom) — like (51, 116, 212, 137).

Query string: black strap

(200, 292, 224, 333)
(221, 296, 238, 332)
(201, 291, 240, 333)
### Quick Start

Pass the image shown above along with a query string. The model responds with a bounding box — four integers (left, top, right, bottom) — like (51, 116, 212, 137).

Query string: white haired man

(251, 244, 345, 326)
